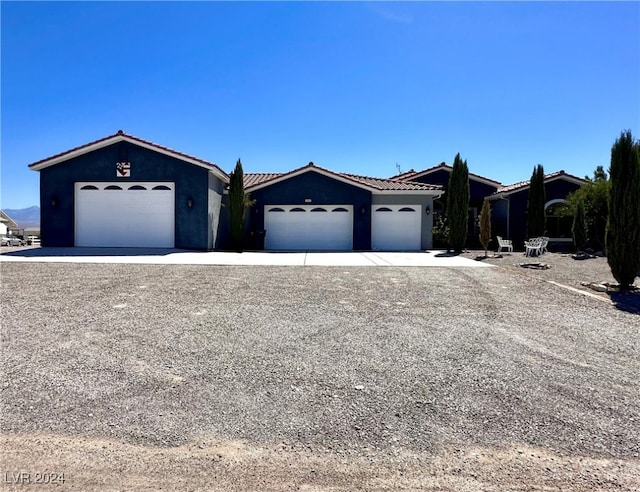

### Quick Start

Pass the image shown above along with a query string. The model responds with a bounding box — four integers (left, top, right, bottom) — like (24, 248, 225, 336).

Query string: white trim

(408, 166, 502, 188)
(545, 198, 566, 210)
(245, 166, 440, 194)
(29, 135, 228, 181)
(372, 189, 442, 196)
(492, 174, 586, 198)
(246, 166, 378, 192)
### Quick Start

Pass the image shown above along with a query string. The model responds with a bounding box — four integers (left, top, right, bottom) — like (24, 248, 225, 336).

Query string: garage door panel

(75, 182, 175, 247)
(372, 204, 421, 251)
(264, 205, 353, 250)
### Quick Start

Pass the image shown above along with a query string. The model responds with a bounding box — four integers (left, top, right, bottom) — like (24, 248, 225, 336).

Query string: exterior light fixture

(51, 196, 59, 207)
(425, 206, 431, 215)
(187, 197, 194, 208)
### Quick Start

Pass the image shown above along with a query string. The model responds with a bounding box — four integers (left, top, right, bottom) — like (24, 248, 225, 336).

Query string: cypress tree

(446, 153, 470, 253)
(572, 199, 588, 251)
(479, 198, 492, 257)
(229, 159, 246, 252)
(606, 130, 640, 289)
(527, 164, 546, 238)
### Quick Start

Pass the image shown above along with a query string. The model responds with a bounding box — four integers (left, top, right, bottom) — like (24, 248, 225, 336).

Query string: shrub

(478, 198, 492, 257)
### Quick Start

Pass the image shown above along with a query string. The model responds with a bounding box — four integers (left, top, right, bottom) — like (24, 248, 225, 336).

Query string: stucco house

(29, 132, 442, 251)
(487, 170, 587, 248)
(28, 131, 227, 249)
(234, 162, 442, 251)
(28, 131, 587, 252)
(393, 163, 502, 246)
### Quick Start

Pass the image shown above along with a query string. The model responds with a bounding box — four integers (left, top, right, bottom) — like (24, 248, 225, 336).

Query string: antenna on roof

(396, 162, 401, 174)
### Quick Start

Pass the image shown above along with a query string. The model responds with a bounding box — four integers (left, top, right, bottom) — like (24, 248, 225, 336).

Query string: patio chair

(524, 237, 544, 257)
(539, 236, 549, 255)
(496, 236, 513, 254)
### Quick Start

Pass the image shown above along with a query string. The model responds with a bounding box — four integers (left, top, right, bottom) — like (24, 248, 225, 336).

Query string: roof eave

(372, 189, 442, 195)
(28, 134, 229, 182)
(245, 166, 379, 193)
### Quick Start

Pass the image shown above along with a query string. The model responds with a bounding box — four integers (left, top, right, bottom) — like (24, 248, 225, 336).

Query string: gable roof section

(28, 130, 228, 181)
(489, 170, 587, 198)
(243, 162, 442, 194)
(395, 162, 502, 188)
(0, 210, 19, 228)
(389, 169, 418, 181)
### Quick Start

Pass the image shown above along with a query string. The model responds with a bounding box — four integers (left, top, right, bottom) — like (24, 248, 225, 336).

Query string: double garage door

(263, 203, 422, 251)
(75, 182, 175, 247)
(264, 205, 353, 250)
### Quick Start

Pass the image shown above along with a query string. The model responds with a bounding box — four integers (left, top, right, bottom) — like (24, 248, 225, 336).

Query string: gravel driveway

(1, 261, 639, 491)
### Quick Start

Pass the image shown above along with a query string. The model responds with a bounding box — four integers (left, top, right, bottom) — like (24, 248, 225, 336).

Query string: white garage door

(371, 205, 422, 251)
(264, 205, 353, 250)
(75, 182, 175, 247)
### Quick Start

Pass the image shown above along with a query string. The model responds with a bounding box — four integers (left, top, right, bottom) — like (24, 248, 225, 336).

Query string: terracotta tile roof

(244, 162, 442, 192)
(243, 173, 283, 188)
(493, 170, 586, 195)
(397, 162, 502, 186)
(28, 130, 228, 179)
(341, 172, 442, 191)
(388, 169, 417, 180)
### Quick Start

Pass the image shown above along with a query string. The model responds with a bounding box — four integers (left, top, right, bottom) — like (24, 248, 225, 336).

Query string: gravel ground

(460, 250, 640, 313)
(1, 260, 639, 491)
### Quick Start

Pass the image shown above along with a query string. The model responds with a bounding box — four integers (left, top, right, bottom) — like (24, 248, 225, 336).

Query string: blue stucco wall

(411, 169, 499, 207)
(39, 142, 218, 249)
(506, 178, 583, 248)
(412, 169, 500, 247)
(241, 171, 372, 250)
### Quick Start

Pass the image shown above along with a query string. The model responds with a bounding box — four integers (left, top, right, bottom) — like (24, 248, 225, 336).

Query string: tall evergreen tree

(478, 198, 492, 257)
(229, 159, 247, 252)
(446, 153, 470, 253)
(572, 199, 588, 251)
(527, 164, 546, 238)
(606, 130, 640, 289)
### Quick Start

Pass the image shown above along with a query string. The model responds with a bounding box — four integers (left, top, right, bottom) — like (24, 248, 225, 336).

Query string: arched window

(128, 185, 146, 190)
(152, 185, 171, 190)
(80, 185, 98, 190)
(310, 207, 327, 212)
(545, 200, 572, 238)
(104, 185, 122, 190)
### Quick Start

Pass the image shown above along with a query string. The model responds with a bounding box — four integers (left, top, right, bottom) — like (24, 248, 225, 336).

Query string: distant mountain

(3, 206, 40, 228)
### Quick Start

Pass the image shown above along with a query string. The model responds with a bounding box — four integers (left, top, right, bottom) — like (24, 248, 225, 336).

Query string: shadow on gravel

(0, 247, 191, 257)
(473, 255, 494, 261)
(608, 291, 640, 315)
(435, 251, 459, 258)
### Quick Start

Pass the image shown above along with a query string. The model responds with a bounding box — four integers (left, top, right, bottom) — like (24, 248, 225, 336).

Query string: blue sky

(2, 1, 639, 209)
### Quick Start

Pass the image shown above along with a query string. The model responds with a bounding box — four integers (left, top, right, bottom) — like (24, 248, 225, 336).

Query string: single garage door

(75, 182, 175, 247)
(371, 205, 421, 251)
(264, 205, 353, 250)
